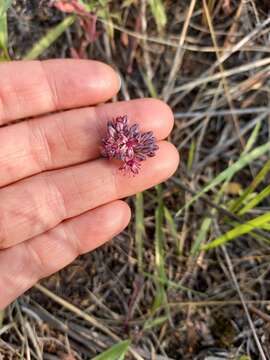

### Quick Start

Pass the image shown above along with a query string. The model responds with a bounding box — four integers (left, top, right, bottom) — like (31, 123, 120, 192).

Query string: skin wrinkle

(53, 112, 82, 163)
(0, 248, 34, 308)
(8, 203, 39, 230)
(0, 183, 54, 249)
(52, 108, 100, 163)
(24, 241, 45, 282)
(0, 244, 36, 305)
(60, 160, 114, 215)
(55, 114, 73, 154)
(94, 105, 110, 141)
(0, 148, 29, 182)
(0, 175, 66, 249)
(0, 93, 6, 125)
(0, 122, 32, 184)
(28, 120, 53, 172)
(28, 106, 101, 174)
(32, 224, 77, 278)
(42, 172, 68, 225)
(59, 220, 81, 263)
(76, 107, 100, 159)
(109, 160, 124, 201)
(40, 61, 60, 112)
(64, 167, 89, 215)
(9, 67, 45, 121)
(0, 209, 8, 249)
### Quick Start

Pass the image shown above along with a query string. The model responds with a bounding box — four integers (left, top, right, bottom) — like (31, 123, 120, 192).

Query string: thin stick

(172, 57, 270, 93)
(202, 0, 245, 149)
(162, 0, 197, 102)
(221, 245, 267, 360)
(34, 284, 144, 360)
(174, 107, 270, 118)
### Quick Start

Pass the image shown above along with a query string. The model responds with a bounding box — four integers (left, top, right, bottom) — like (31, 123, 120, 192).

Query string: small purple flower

(101, 115, 159, 175)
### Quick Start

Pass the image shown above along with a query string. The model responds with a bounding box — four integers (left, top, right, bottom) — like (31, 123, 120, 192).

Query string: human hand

(0, 59, 179, 309)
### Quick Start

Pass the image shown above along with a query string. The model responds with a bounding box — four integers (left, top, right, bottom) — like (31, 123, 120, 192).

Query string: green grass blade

(0, 0, 11, 61)
(187, 138, 196, 172)
(190, 172, 234, 255)
(191, 217, 212, 255)
(202, 212, 270, 250)
(135, 192, 145, 272)
(261, 223, 270, 231)
(23, 15, 76, 60)
(143, 315, 168, 331)
(153, 185, 167, 310)
(0, 309, 4, 328)
(164, 206, 179, 253)
(0, 0, 12, 15)
(144, 272, 205, 296)
(229, 159, 270, 213)
(155, 186, 166, 281)
(176, 142, 270, 216)
(243, 121, 262, 155)
(238, 184, 270, 216)
(92, 340, 131, 360)
(143, 72, 158, 98)
(148, 0, 167, 33)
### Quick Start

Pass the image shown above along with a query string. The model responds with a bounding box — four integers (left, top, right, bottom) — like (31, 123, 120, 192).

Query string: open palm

(0, 59, 179, 309)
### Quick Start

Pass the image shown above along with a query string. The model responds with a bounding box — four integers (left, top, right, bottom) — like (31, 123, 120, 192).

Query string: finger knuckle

(29, 121, 53, 171)
(0, 214, 8, 249)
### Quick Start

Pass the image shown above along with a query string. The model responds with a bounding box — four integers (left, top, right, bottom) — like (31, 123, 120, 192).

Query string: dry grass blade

(171, 14, 270, 105)
(34, 284, 143, 360)
(96, 14, 270, 53)
(153, 185, 167, 311)
(135, 192, 145, 272)
(167, 299, 270, 308)
(162, 0, 196, 102)
(24, 321, 43, 360)
(221, 246, 267, 360)
(202, 0, 244, 149)
(35, 284, 118, 340)
(172, 57, 270, 93)
(174, 107, 270, 119)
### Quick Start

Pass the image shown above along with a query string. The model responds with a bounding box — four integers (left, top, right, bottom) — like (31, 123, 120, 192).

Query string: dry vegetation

(1, 0, 270, 359)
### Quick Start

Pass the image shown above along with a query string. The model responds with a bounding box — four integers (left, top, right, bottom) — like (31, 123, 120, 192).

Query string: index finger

(0, 59, 120, 124)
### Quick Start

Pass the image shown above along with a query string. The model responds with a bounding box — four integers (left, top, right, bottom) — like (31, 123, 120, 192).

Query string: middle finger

(0, 98, 173, 187)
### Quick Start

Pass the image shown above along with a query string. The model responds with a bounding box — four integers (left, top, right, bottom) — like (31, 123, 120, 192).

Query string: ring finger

(0, 142, 179, 249)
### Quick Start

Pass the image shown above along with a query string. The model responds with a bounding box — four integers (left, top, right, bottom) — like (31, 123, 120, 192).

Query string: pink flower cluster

(101, 116, 159, 175)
